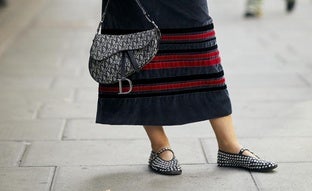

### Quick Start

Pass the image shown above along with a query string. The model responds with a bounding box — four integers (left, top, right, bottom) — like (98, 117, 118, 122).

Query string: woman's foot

(244, 0, 262, 18)
(148, 147, 182, 175)
(217, 148, 278, 171)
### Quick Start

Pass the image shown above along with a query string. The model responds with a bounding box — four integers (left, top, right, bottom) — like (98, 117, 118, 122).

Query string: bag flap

(90, 28, 160, 61)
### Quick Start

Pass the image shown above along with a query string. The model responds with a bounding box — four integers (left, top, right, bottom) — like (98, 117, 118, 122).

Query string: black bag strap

(96, 0, 159, 34)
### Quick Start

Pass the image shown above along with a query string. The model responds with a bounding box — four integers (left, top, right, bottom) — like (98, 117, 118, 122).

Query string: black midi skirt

(96, 0, 232, 125)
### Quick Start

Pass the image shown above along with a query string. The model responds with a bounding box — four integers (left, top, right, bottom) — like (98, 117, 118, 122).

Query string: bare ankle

(218, 142, 242, 154)
(151, 144, 171, 152)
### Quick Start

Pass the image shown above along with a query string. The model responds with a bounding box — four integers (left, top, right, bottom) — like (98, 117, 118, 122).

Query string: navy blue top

(101, 0, 211, 30)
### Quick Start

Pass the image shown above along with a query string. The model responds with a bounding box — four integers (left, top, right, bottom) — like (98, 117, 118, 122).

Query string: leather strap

(239, 148, 260, 159)
(97, 0, 159, 34)
(238, 148, 249, 155)
(120, 51, 126, 78)
(157, 147, 175, 156)
(126, 51, 140, 72)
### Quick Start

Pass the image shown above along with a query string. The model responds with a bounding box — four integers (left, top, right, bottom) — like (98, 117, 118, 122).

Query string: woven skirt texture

(96, 19, 232, 126)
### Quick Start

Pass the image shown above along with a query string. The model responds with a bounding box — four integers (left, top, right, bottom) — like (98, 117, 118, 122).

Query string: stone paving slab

(51, 76, 97, 89)
(0, 60, 81, 77)
(229, 87, 312, 102)
(224, 57, 285, 74)
(232, 100, 312, 119)
(64, 109, 311, 140)
(232, 118, 312, 138)
(0, 167, 54, 191)
(300, 72, 312, 85)
(0, 76, 53, 90)
(0, 120, 64, 141)
(0, 28, 74, 75)
(51, 165, 257, 191)
(63, 119, 214, 140)
(226, 73, 308, 89)
(21, 139, 206, 166)
(0, 89, 74, 104)
(63, 119, 149, 140)
(0, 142, 27, 167)
(252, 163, 312, 191)
(202, 137, 312, 164)
(74, 88, 97, 103)
(0, 0, 47, 56)
(33, 0, 100, 28)
(37, 103, 96, 119)
(0, 101, 40, 121)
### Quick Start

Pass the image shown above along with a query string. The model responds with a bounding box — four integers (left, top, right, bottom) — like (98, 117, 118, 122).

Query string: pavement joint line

(10, 161, 312, 169)
(55, 138, 150, 141)
(8, 165, 59, 168)
(19, 163, 209, 168)
(2, 136, 312, 141)
(33, 102, 43, 120)
(48, 75, 59, 90)
(296, 73, 312, 87)
(59, 119, 67, 141)
(72, 88, 80, 103)
(34, 103, 46, 120)
(48, 166, 58, 191)
(250, 172, 261, 191)
(236, 136, 312, 138)
(17, 141, 31, 167)
(70, 89, 78, 103)
(2, 135, 312, 142)
(55, 137, 212, 142)
(274, 53, 288, 64)
(199, 138, 209, 164)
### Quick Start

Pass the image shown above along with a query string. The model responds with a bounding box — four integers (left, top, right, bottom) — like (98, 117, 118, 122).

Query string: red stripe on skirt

(151, 51, 220, 62)
(161, 31, 216, 41)
(143, 57, 221, 70)
(99, 78, 225, 93)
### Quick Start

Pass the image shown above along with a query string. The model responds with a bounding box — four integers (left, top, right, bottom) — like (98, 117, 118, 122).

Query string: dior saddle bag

(88, 0, 161, 94)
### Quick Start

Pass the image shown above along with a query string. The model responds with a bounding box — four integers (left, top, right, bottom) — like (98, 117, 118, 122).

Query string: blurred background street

(0, 0, 312, 190)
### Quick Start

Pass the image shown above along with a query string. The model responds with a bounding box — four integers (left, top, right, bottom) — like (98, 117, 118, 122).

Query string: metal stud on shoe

(148, 147, 182, 175)
(217, 148, 278, 172)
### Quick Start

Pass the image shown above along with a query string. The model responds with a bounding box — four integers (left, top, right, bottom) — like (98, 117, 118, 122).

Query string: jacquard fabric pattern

(89, 28, 160, 84)
(217, 149, 278, 171)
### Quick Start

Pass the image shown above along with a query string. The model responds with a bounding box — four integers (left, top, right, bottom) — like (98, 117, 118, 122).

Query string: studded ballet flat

(217, 148, 278, 171)
(148, 147, 182, 175)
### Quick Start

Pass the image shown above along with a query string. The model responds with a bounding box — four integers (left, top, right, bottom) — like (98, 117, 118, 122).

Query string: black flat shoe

(217, 148, 278, 172)
(148, 147, 182, 175)
(244, 11, 261, 18)
(286, 0, 296, 12)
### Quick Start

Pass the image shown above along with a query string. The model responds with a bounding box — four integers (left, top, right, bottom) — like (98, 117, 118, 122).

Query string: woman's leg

(245, 0, 262, 17)
(210, 115, 254, 157)
(143, 126, 173, 160)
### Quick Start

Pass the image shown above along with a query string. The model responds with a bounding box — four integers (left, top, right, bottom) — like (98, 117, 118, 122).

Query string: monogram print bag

(88, 0, 161, 94)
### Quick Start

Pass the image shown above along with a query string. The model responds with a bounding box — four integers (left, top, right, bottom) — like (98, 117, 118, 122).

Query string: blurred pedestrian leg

(286, 0, 296, 12)
(245, 0, 263, 18)
(0, 0, 6, 7)
(245, 0, 296, 18)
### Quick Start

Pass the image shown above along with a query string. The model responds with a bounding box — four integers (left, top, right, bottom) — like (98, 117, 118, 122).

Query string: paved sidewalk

(0, 0, 312, 190)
